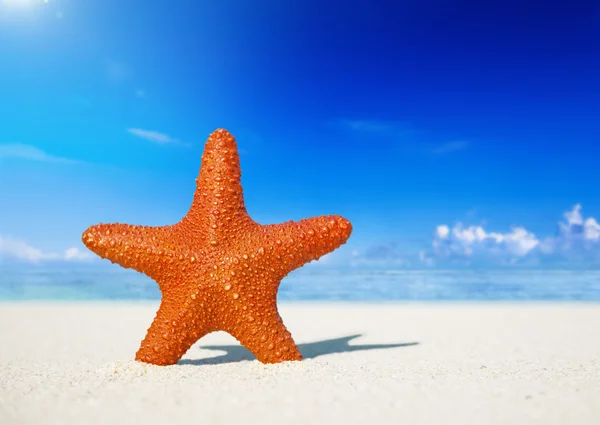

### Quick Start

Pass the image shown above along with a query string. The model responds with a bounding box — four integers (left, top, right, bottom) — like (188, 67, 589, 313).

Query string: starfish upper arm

(260, 214, 352, 276)
(82, 223, 186, 279)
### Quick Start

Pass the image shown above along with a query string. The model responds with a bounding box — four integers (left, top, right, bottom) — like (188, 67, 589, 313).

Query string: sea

(1, 268, 600, 301)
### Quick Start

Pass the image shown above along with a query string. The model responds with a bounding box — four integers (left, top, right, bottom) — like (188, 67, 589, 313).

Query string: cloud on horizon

(0, 236, 93, 264)
(127, 128, 188, 146)
(0, 144, 80, 164)
(421, 204, 600, 266)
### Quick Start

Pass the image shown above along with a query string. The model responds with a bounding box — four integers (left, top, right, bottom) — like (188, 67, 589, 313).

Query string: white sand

(0, 302, 599, 425)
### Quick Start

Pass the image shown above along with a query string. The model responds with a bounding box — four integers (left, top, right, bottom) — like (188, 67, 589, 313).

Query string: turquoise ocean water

(1, 268, 600, 301)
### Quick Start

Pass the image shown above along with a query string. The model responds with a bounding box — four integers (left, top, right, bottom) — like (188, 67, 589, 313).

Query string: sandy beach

(1, 302, 599, 425)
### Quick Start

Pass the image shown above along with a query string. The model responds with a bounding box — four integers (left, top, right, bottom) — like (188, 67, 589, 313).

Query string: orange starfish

(82, 129, 352, 365)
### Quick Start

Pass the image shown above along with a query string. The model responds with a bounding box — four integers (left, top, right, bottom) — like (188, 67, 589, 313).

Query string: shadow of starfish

(178, 334, 419, 366)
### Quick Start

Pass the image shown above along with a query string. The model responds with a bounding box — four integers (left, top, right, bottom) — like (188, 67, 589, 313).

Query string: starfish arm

(261, 214, 353, 275)
(82, 223, 184, 279)
(225, 302, 302, 363)
(136, 298, 213, 365)
(182, 129, 250, 235)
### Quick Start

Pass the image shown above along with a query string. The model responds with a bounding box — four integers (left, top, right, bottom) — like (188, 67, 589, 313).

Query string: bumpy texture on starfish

(82, 129, 352, 366)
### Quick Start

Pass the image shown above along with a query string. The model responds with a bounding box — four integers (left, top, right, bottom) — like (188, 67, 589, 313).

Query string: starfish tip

(210, 127, 232, 136)
(81, 224, 98, 249)
(202, 128, 239, 159)
(207, 128, 235, 144)
(81, 223, 119, 256)
(338, 216, 353, 239)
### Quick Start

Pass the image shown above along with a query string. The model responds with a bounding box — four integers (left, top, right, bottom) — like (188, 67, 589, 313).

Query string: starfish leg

(135, 300, 212, 365)
(228, 306, 302, 364)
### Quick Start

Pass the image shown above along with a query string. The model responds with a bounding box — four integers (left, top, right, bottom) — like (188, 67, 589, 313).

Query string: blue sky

(0, 0, 599, 269)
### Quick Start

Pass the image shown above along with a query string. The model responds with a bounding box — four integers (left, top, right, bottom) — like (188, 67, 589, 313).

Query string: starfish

(82, 129, 352, 366)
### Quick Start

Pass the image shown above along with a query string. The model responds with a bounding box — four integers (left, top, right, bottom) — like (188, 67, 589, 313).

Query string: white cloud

(0, 236, 92, 264)
(64, 247, 92, 261)
(422, 204, 600, 266)
(558, 204, 600, 242)
(0, 144, 79, 163)
(127, 128, 187, 146)
(585, 218, 600, 241)
(435, 225, 450, 239)
(541, 204, 600, 257)
(427, 223, 539, 263)
(430, 141, 469, 155)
